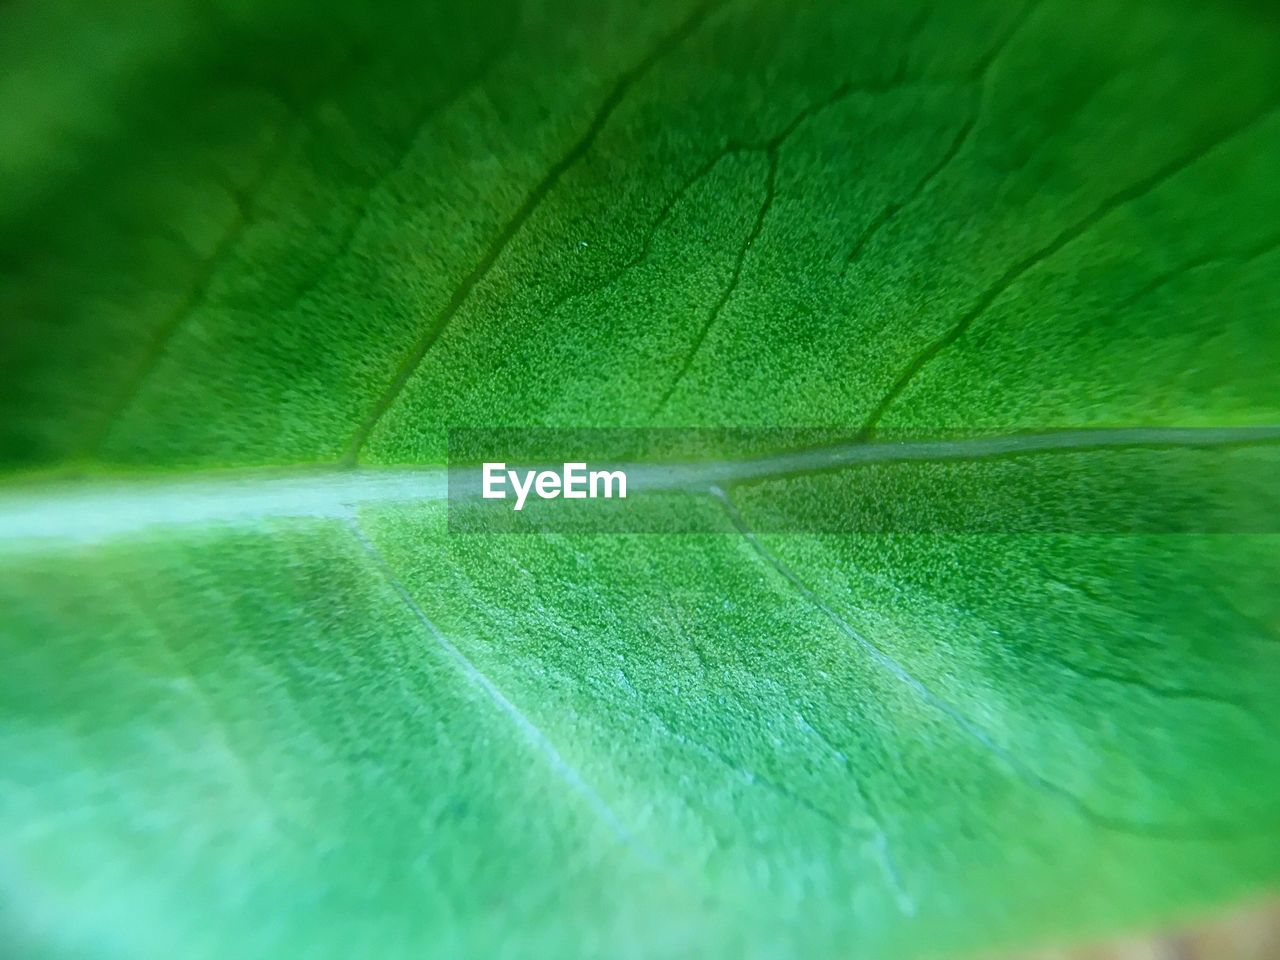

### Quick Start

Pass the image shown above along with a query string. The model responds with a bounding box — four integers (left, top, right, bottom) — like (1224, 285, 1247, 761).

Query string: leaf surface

(2, 1, 1279, 958)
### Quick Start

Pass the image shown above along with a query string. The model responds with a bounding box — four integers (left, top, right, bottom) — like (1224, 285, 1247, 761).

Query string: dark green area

(3, 0, 1277, 468)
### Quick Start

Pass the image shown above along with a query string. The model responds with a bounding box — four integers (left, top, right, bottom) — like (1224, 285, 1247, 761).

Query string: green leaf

(2, 1, 1278, 958)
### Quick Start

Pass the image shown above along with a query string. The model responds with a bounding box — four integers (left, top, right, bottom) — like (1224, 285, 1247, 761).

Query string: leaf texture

(2, 1, 1279, 958)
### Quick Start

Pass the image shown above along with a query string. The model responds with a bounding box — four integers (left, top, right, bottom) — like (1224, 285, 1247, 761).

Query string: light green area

(3, 507, 1278, 959)
(2, 0, 1279, 957)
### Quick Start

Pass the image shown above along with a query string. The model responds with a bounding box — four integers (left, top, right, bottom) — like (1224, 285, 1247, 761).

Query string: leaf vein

(654, 151, 778, 415)
(344, 0, 730, 463)
(347, 517, 656, 860)
(712, 484, 1248, 840)
(843, 0, 1043, 267)
(856, 102, 1280, 439)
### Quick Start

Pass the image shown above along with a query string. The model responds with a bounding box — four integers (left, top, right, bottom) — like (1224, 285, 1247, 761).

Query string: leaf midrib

(2, 425, 1276, 548)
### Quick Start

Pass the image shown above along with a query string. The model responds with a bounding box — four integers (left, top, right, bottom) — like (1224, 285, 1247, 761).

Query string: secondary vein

(856, 103, 1280, 440)
(348, 516, 656, 860)
(342, 0, 729, 465)
(711, 484, 1247, 841)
